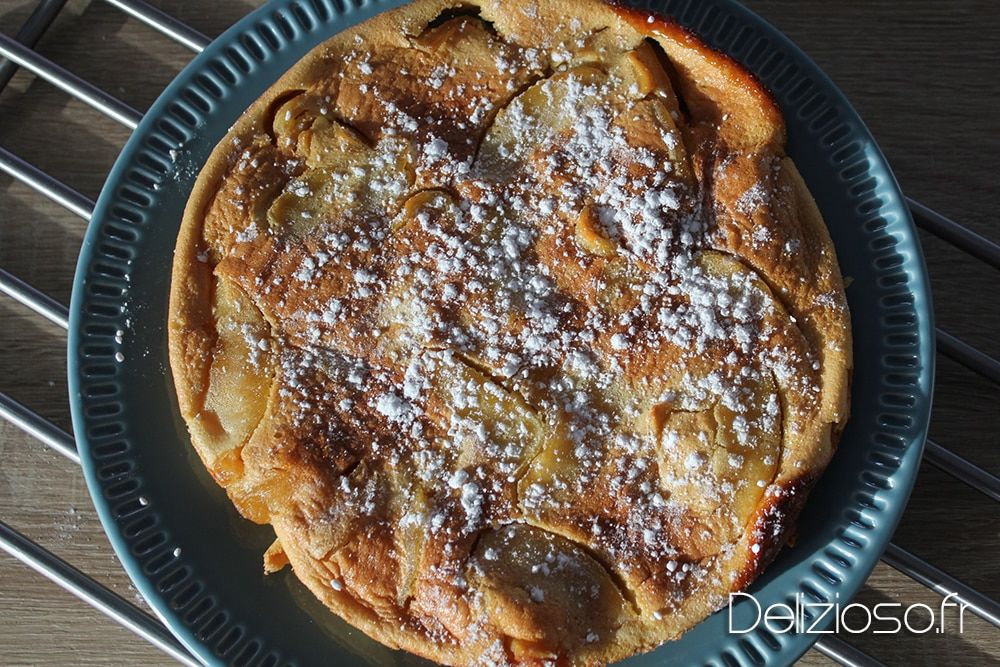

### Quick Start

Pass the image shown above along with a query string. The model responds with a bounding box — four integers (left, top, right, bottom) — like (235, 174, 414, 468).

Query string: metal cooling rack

(0, 1, 997, 665)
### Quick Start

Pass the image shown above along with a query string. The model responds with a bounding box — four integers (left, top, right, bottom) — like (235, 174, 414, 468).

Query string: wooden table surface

(0, 0, 996, 665)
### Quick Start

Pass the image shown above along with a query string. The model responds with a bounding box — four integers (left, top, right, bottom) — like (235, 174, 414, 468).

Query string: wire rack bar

(101, 0, 210, 53)
(0, 267, 70, 328)
(0, 0, 68, 92)
(0, 33, 142, 129)
(936, 328, 1000, 386)
(882, 543, 1000, 629)
(0, 392, 78, 464)
(0, 519, 200, 667)
(814, 637, 887, 667)
(908, 197, 1000, 271)
(925, 439, 1000, 502)
(0, 146, 95, 220)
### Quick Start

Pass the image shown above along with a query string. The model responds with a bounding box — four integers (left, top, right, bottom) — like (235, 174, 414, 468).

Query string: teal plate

(68, 0, 934, 665)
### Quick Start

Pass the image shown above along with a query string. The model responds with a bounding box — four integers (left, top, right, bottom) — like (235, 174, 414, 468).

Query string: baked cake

(168, 0, 852, 663)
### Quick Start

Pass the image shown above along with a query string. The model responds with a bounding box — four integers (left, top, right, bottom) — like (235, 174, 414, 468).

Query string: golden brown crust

(612, 4, 786, 151)
(168, 1, 851, 664)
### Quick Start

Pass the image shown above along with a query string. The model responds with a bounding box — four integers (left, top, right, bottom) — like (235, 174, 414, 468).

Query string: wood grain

(0, 0, 996, 665)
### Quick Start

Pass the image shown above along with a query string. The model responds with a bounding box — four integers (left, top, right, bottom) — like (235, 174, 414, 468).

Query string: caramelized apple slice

(612, 96, 693, 184)
(266, 137, 416, 239)
(575, 204, 617, 257)
(566, 26, 629, 67)
(265, 168, 332, 239)
(651, 253, 789, 540)
(390, 189, 458, 233)
(515, 418, 577, 500)
(477, 64, 608, 171)
(198, 275, 274, 481)
(430, 351, 545, 476)
(627, 41, 674, 97)
(653, 369, 781, 536)
(468, 524, 630, 656)
(298, 116, 370, 168)
(270, 91, 320, 148)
